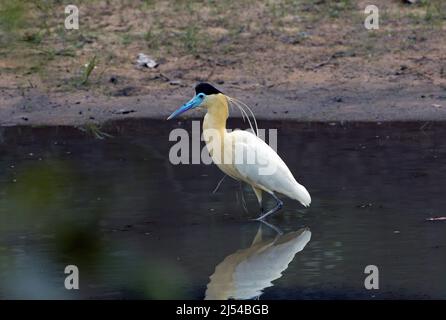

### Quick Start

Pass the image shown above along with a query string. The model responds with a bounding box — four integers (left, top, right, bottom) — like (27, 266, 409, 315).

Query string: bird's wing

(228, 130, 311, 207)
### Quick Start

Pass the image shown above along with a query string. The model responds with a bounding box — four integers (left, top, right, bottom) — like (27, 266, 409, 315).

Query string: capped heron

(167, 83, 311, 220)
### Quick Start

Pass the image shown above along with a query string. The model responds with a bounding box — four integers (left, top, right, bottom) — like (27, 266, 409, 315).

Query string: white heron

(167, 83, 311, 220)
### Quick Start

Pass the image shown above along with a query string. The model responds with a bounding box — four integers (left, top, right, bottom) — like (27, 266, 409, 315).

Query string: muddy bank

(2, 83, 446, 126)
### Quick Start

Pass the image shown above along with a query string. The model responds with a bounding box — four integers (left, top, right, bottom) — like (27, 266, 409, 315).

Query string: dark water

(0, 120, 445, 299)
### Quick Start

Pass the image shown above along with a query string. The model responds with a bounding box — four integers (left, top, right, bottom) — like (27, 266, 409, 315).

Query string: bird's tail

(287, 183, 311, 208)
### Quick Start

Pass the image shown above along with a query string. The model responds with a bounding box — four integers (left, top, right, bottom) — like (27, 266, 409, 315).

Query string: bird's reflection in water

(205, 222, 311, 300)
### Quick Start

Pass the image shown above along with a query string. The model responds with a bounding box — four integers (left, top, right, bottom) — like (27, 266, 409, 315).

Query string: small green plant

(425, 2, 444, 24)
(141, 0, 156, 9)
(144, 28, 161, 50)
(22, 31, 44, 44)
(182, 26, 199, 54)
(0, 0, 26, 32)
(329, 0, 353, 18)
(81, 55, 97, 85)
(77, 123, 113, 140)
(55, 48, 76, 57)
(415, 0, 445, 24)
(121, 34, 133, 45)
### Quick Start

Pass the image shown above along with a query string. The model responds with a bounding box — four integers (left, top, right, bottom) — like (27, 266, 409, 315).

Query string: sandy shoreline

(2, 83, 446, 127)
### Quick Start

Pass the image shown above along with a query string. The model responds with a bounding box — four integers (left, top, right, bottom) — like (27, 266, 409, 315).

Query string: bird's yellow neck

(202, 94, 230, 167)
(203, 93, 229, 134)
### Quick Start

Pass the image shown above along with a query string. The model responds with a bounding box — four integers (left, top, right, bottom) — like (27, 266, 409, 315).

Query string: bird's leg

(258, 219, 284, 235)
(212, 174, 227, 194)
(252, 186, 263, 212)
(239, 182, 249, 213)
(255, 193, 283, 221)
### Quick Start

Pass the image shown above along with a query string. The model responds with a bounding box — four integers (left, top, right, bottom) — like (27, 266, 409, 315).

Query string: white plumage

(227, 130, 311, 208)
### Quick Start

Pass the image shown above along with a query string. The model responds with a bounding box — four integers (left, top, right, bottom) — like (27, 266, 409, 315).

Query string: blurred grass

(141, 262, 188, 299)
(0, 126, 190, 299)
(3, 161, 73, 215)
(0, 0, 27, 32)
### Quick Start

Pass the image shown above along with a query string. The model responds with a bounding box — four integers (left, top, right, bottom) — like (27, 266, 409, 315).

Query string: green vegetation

(0, 0, 27, 33)
(0, 0, 444, 97)
(77, 123, 113, 140)
(81, 55, 98, 85)
(181, 25, 200, 55)
(422, 0, 446, 24)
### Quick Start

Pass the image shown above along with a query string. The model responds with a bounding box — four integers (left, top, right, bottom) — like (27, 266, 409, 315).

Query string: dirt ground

(1, 0, 446, 126)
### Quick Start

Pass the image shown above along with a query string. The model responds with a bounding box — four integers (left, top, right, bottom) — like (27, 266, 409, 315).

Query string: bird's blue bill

(167, 94, 203, 120)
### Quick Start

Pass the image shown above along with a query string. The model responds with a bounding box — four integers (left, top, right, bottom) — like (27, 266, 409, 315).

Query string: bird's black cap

(195, 83, 222, 95)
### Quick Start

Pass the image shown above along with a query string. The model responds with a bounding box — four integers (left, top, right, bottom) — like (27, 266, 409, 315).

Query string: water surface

(0, 120, 445, 299)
